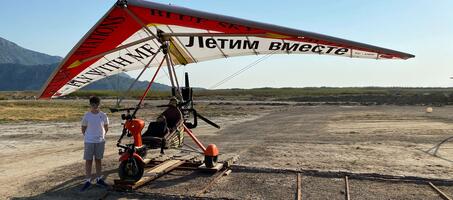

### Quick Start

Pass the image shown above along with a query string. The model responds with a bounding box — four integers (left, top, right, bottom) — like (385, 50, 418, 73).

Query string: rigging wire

(114, 49, 161, 107)
(209, 51, 278, 89)
(115, 47, 164, 107)
(161, 65, 171, 81)
(114, 29, 161, 108)
(155, 65, 182, 82)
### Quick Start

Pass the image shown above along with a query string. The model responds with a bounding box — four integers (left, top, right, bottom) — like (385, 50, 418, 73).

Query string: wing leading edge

(39, 0, 414, 99)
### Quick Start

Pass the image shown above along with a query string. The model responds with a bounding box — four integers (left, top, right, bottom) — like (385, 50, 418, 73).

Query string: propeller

(109, 107, 135, 113)
(157, 72, 221, 129)
(195, 111, 220, 129)
(156, 105, 220, 129)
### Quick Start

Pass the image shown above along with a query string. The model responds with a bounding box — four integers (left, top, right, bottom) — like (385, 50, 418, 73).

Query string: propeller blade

(157, 101, 189, 108)
(195, 112, 220, 129)
(109, 107, 135, 113)
(156, 105, 170, 108)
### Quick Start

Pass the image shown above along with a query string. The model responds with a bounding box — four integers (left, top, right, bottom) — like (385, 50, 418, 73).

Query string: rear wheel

(118, 157, 144, 182)
(204, 155, 218, 168)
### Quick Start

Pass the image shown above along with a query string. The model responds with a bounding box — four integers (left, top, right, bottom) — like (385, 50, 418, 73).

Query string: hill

(0, 63, 170, 91)
(0, 37, 171, 92)
(0, 36, 61, 65)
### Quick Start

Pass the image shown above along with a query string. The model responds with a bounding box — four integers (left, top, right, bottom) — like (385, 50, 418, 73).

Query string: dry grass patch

(0, 100, 87, 122)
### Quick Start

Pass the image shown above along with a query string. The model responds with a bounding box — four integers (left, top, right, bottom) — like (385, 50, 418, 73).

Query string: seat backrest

(162, 107, 182, 128)
(143, 121, 168, 138)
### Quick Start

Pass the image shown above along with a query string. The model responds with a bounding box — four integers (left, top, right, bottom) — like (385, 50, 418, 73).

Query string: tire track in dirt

(196, 106, 328, 167)
(195, 106, 453, 178)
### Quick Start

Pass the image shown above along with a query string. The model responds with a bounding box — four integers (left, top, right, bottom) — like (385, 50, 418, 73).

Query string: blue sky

(1, 0, 452, 88)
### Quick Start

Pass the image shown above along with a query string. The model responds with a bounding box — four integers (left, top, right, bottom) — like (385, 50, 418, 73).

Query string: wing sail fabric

(39, 0, 414, 98)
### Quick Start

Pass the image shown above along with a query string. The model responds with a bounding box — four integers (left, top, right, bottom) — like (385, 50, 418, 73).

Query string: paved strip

(231, 165, 453, 185)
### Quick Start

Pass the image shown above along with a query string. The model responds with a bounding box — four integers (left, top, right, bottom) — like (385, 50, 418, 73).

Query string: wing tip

(402, 53, 415, 60)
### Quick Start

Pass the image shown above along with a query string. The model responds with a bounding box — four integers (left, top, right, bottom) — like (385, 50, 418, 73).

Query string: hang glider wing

(39, 0, 415, 99)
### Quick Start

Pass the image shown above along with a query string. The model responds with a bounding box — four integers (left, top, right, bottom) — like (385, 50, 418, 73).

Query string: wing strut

(164, 41, 183, 99)
(115, 45, 164, 107)
(131, 54, 166, 117)
(168, 52, 181, 89)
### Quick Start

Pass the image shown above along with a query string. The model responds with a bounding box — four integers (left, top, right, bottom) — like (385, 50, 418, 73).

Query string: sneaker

(96, 178, 109, 187)
(80, 181, 91, 192)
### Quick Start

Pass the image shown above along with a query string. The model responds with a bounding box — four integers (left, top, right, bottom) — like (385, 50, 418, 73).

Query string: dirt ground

(2, 101, 453, 199)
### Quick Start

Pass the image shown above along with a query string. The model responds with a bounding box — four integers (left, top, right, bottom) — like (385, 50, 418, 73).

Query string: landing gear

(119, 157, 144, 182)
(116, 116, 147, 182)
(204, 144, 219, 168)
(204, 155, 218, 168)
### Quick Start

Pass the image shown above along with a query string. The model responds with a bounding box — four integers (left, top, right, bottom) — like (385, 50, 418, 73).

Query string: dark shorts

(83, 142, 105, 160)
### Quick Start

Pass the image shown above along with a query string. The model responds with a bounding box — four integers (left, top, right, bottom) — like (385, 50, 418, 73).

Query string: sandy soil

(2, 102, 453, 199)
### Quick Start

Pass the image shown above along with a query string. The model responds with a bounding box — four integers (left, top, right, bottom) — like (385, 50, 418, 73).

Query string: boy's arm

(104, 114, 109, 134)
(81, 113, 87, 135)
(82, 126, 87, 135)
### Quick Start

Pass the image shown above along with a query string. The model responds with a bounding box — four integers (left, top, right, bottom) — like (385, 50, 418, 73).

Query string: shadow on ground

(10, 167, 224, 200)
(11, 168, 116, 200)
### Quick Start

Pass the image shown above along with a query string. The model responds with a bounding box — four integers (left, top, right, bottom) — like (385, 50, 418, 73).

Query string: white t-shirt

(82, 111, 109, 143)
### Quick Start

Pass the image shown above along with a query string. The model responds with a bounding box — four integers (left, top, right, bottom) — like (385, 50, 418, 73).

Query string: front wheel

(118, 157, 144, 182)
(204, 155, 218, 168)
(137, 146, 147, 159)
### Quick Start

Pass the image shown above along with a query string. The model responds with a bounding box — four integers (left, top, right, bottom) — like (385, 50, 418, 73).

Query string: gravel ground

(4, 103, 453, 199)
(205, 171, 296, 200)
(347, 179, 440, 200)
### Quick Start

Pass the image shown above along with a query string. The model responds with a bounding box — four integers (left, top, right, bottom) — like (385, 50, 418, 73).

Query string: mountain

(0, 63, 170, 91)
(0, 37, 171, 92)
(0, 63, 56, 90)
(83, 73, 171, 91)
(0, 36, 62, 65)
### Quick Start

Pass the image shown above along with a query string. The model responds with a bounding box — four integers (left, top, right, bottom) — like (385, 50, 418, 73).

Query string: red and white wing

(39, 0, 414, 99)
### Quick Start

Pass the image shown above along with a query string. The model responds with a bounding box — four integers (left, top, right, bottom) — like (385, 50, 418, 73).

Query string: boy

(80, 96, 109, 191)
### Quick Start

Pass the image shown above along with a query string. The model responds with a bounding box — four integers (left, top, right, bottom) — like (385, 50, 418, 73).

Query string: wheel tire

(204, 155, 218, 168)
(118, 158, 144, 182)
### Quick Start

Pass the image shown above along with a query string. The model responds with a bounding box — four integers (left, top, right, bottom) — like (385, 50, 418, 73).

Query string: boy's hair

(89, 96, 101, 106)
